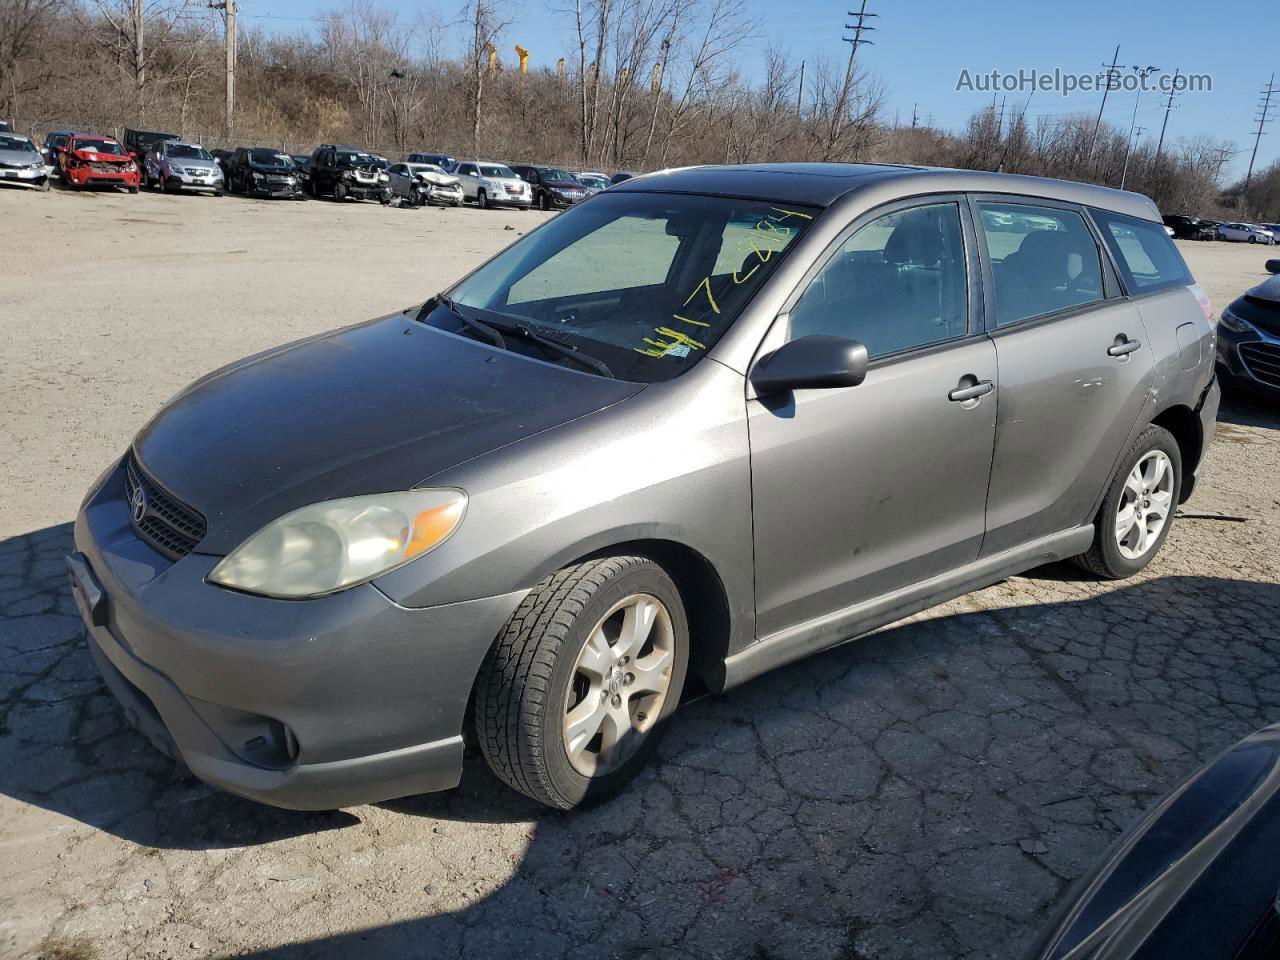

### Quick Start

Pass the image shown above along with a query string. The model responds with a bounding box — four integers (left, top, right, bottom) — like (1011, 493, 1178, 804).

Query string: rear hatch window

(1091, 207, 1193, 293)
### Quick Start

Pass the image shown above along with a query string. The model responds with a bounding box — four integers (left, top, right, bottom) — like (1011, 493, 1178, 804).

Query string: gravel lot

(2, 186, 1278, 960)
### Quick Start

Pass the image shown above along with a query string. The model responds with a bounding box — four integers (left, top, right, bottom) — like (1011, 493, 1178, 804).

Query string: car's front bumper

(69, 458, 527, 810)
(166, 170, 223, 191)
(245, 178, 303, 198)
(65, 166, 139, 187)
(343, 180, 390, 200)
(0, 166, 48, 185)
(426, 185, 464, 204)
(1216, 321, 1280, 397)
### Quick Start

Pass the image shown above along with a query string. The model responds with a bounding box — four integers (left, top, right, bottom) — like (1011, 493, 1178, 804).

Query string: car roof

(70, 134, 120, 143)
(610, 162, 1163, 222)
(164, 140, 205, 149)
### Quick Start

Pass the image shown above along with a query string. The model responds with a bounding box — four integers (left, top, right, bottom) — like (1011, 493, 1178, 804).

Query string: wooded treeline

(3, 0, 1277, 219)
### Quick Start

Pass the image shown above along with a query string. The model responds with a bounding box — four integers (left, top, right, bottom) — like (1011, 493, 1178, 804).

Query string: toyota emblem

(130, 485, 148, 524)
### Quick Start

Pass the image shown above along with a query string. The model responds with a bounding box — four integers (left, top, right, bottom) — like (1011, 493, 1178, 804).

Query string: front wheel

(333, 181, 348, 202)
(477, 189, 488, 209)
(539, 191, 550, 211)
(1074, 423, 1182, 579)
(476, 556, 689, 810)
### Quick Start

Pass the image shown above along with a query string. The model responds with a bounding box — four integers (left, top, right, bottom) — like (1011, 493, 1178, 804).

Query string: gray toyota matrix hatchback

(69, 163, 1220, 810)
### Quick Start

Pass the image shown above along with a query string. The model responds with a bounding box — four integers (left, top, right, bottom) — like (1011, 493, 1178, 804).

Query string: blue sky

(241, 0, 1278, 181)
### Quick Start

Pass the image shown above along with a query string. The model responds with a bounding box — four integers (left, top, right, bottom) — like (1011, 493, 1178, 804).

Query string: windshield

(479, 164, 515, 179)
(435, 192, 814, 382)
(72, 139, 125, 155)
(577, 174, 608, 189)
(336, 151, 376, 165)
(0, 136, 36, 153)
(165, 143, 212, 161)
(538, 168, 574, 182)
(250, 149, 293, 167)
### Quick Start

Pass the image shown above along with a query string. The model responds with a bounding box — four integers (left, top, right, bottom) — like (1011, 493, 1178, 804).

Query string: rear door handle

(948, 379, 994, 402)
(1108, 338, 1142, 358)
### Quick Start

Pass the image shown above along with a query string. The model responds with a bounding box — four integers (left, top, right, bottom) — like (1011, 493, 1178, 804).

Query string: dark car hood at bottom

(134, 314, 644, 554)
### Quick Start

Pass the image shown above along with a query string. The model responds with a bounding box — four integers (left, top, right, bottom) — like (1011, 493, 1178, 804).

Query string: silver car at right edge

(70, 163, 1219, 812)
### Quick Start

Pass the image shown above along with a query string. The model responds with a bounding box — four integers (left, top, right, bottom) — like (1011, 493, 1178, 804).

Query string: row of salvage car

(1, 125, 630, 211)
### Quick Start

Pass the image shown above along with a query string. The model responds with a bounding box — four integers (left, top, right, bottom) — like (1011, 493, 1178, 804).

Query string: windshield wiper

(436, 294, 506, 349)
(486, 318, 615, 378)
(434, 295, 614, 378)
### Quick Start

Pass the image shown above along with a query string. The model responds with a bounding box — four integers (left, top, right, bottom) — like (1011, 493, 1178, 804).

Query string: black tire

(128, 186, 138, 194)
(1248, 235, 1257, 244)
(477, 188, 488, 209)
(333, 181, 347, 202)
(213, 188, 223, 198)
(539, 191, 550, 211)
(451, 199, 461, 207)
(1073, 423, 1182, 579)
(476, 555, 689, 810)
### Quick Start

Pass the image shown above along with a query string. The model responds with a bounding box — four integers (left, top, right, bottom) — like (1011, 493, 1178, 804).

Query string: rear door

(748, 197, 997, 637)
(972, 197, 1155, 556)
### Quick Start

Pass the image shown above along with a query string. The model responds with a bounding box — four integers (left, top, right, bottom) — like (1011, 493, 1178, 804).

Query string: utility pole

(1119, 65, 1159, 189)
(841, 0, 876, 80)
(796, 60, 805, 115)
(209, 0, 235, 138)
(1087, 45, 1122, 167)
(1243, 72, 1278, 200)
(1120, 124, 1146, 190)
(911, 102, 918, 128)
(1153, 67, 1180, 167)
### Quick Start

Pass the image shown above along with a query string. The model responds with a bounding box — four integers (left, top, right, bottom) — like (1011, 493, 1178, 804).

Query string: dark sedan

(224, 147, 306, 199)
(1216, 258, 1280, 397)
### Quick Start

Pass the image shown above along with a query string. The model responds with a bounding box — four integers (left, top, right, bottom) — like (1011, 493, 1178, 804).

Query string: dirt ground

(1, 185, 1279, 960)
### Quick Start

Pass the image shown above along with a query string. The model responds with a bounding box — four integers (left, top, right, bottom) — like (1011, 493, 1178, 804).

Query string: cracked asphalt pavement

(2, 190, 1279, 959)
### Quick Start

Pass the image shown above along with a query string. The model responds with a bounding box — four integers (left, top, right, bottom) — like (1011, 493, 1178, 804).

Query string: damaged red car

(60, 135, 140, 192)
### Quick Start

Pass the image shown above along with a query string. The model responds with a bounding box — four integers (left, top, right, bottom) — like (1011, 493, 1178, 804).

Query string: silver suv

(452, 160, 530, 209)
(144, 140, 223, 195)
(70, 164, 1218, 813)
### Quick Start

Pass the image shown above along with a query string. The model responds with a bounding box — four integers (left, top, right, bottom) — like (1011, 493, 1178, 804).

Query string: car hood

(416, 172, 460, 186)
(1246, 273, 1280, 304)
(133, 314, 644, 553)
(70, 149, 128, 162)
(248, 163, 293, 174)
(0, 148, 40, 165)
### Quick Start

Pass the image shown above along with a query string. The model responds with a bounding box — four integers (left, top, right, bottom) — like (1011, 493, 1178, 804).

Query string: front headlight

(378, 172, 390, 181)
(208, 488, 466, 598)
(1218, 307, 1254, 334)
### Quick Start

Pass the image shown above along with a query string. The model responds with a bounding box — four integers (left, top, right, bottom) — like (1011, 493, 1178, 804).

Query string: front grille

(1240, 342, 1280, 388)
(123, 454, 207, 559)
(89, 161, 123, 173)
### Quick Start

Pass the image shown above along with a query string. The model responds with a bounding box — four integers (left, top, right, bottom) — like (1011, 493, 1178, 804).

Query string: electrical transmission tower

(1244, 73, 1278, 199)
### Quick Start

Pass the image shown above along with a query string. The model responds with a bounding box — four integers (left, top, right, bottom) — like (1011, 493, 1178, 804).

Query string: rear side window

(976, 202, 1104, 328)
(1090, 208, 1192, 294)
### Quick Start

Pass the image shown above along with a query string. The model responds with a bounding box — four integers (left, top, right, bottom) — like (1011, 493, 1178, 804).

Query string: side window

(977, 202, 1104, 328)
(1090, 208, 1193, 293)
(787, 202, 969, 359)
(458, 163, 475, 176)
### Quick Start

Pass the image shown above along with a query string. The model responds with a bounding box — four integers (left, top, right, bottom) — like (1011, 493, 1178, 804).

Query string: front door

(971, 199, 1156, 555)
(748, 198, 998, 638)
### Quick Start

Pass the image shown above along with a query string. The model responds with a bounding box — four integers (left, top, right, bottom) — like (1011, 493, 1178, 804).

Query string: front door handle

(1108, 337, 1142, 358)
(948, 378, 994, 402)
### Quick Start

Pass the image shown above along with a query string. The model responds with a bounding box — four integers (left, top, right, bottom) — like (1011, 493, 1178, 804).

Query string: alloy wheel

(1115, 449, 1174, 560)
(561, 593, 675, 778)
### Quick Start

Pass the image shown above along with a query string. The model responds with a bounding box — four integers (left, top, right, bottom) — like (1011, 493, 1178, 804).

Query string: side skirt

(720, 525, 1094, 690)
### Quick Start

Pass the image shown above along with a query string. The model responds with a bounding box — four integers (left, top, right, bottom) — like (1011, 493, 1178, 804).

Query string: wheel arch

(1150, 403, 1202, 504)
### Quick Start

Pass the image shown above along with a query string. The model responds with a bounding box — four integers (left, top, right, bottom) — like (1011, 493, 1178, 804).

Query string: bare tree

(464, 0, 509, 155)
(0, 0, 64, 117)
(87, 0, 204, 114)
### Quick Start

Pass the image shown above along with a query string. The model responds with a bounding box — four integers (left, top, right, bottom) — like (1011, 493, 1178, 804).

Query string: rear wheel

(476, 556, 689, 809)
(1074, 423, 1182, 579)
(37, 177, 50, 192)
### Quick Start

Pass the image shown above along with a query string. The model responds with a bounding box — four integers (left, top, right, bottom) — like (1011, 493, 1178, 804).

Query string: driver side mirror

(750, 334, 869, 396)
(1267, 259, 1280, 275)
